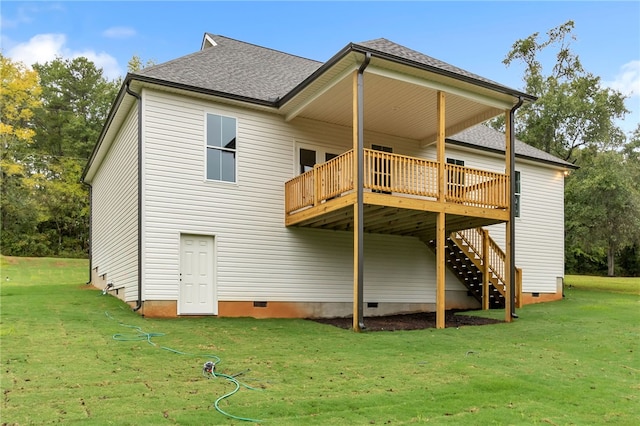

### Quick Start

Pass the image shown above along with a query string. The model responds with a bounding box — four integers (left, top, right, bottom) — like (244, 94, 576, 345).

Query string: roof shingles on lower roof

(449, 125, 577, 169)
(136, 35, 322, 102)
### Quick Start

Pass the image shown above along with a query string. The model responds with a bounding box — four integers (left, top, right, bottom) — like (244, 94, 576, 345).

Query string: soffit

(281, 54, 513, 143)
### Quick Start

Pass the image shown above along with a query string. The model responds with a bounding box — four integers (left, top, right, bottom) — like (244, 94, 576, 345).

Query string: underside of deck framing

(285, 191, 507, 241)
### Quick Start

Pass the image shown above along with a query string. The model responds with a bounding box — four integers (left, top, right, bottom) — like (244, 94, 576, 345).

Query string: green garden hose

(104, 311, 262, 422)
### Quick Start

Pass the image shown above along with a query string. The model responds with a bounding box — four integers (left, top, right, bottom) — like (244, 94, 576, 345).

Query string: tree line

(1, 55, 119, 257)
(1, 21, 639, 275)
(496, 21, 640, 277)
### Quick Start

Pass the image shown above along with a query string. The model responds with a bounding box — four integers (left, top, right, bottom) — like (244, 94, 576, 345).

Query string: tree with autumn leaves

(1, 56, 44, 254)
(1, 54, 118, 256)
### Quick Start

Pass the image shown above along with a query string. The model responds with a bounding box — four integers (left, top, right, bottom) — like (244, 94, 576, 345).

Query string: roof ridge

(204, 34, 323, 64)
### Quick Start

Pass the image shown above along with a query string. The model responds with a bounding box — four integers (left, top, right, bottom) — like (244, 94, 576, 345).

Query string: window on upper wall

(515, 171, 521, 218)
(206, 113, 236, 182)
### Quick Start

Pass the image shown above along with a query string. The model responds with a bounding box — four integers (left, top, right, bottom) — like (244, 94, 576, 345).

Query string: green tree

(502, 21, 628, 162)
(28, 157, 89, 256)
(1, 55, 119, 257)
(23, 57, 119, 256)
(565, 150, 640, 276)
(128, 55, 156, 72)
(33, 56, 119, 160)
(623, 124, 640, 163)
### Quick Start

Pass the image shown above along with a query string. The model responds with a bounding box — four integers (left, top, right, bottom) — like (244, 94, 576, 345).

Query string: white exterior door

(179, 234, 216, 315)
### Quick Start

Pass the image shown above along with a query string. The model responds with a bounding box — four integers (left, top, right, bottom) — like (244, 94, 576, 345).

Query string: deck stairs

(426, 229, 512, 309)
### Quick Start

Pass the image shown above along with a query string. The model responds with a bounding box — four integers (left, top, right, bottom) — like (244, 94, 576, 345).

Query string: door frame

(178, 233, 217, 315)
(293, 141, 341, 176)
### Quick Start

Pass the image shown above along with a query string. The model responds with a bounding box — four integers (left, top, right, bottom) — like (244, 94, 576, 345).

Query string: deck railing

(284, 149, 508, 214)
(364, 149, 439, 197)
(456, 227, 507, 292)
(445, 163, 508, 208)
(455, 227, 522, 307)
(284, 151, 354, 213)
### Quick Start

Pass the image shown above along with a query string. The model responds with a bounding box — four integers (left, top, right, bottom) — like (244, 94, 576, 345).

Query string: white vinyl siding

(443, 146, 566, 294)
(140, 89, 466, 303)
(90, 106, 139, 301)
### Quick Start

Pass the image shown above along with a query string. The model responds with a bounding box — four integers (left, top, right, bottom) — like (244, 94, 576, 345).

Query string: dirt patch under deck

(310, 310, 503, 331)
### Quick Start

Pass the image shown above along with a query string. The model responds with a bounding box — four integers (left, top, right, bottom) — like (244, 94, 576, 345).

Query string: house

(82, 34, 577, 330)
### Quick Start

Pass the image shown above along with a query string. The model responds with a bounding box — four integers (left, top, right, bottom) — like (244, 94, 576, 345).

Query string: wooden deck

(285, 149, 509, 239)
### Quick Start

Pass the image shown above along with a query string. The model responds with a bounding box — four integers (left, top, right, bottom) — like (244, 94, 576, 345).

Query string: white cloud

(604, 60, 640, 98)
(102, 26, 136, 39)
(6, 33, 123, 80)
(7, 33, 66, 66)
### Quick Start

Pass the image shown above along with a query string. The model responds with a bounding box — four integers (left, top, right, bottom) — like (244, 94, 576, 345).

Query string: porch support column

(504, 109, 513, 323)
(436, 91, 446, 329)
(352, 54, 370, 332)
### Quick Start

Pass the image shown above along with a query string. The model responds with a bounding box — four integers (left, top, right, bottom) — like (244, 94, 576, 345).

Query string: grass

(565, 274, 640, 294)
(1, 256, 639, 425)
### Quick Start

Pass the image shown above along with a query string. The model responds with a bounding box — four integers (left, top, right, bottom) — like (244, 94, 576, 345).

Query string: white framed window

(206, 113, 236, 182)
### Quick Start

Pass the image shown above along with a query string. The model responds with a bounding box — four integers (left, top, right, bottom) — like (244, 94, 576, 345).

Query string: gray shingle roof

(136, 35, 322, 102)
(448, 124, 577, 169)
(134, 35, 533, 105)
(355, 38, 511, 91)
(130, 35, 560, 167)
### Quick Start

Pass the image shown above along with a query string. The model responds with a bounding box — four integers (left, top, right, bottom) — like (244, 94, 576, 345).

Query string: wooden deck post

(436, 91, 446, 329)
(516, 267, 523, 308)
(482, 229, 490, 310)
(313, 165, 320, 206)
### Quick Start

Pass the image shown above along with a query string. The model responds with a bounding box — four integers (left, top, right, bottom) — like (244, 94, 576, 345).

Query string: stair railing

(453, 228, 521, 309)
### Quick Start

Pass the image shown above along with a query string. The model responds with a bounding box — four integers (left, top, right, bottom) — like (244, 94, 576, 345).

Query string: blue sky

(1, 1, 639, 133)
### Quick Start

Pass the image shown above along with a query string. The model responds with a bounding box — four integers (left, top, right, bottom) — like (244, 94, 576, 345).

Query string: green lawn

(1, 256, 638, 425)
(565, 274, 640, 294)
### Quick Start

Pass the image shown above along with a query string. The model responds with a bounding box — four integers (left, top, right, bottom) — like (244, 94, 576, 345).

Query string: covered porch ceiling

(280, 53, 518, 144)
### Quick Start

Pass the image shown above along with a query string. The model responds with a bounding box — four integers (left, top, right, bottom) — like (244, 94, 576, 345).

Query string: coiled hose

(105, 311, 262, 422)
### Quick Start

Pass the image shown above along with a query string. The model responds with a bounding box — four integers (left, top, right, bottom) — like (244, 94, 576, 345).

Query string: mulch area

(310, 310, 502, 331)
